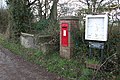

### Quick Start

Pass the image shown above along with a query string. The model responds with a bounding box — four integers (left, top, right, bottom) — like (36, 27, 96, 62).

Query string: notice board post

(85, 15, 108, 61)
(60, 16, 79, 59)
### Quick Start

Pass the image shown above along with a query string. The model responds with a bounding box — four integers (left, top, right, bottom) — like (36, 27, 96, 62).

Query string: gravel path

(0, 46, 67, 80)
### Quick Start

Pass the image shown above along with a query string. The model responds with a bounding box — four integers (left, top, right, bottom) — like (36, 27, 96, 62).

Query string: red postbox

(60, 16, 79, 59)
(61, 23, 68, 47)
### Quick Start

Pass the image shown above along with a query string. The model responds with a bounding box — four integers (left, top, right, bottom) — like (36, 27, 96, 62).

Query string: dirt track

(0, 46, 66, 80)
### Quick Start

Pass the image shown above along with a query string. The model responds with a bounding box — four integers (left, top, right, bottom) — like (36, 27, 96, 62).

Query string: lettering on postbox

(61, 23, 68, 47)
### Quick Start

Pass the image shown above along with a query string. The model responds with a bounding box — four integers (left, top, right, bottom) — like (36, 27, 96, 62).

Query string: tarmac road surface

(0, 46, 66, 80)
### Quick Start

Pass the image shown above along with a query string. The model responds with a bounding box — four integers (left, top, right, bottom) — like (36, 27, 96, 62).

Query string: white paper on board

(85, 15, 108, 41)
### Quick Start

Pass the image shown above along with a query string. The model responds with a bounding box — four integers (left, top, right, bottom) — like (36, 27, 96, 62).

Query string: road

(0, 46, 66, 80)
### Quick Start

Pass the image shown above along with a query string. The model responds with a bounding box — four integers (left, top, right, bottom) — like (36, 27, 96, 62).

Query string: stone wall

(20, 33, 57, 54)
(20, 33, 35, 48)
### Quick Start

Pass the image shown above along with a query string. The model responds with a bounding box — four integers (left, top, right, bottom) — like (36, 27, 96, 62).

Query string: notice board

(85, 15, 108, 41)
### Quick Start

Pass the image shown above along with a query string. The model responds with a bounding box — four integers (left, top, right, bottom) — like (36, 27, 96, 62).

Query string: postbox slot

(62, 27, 67, 28)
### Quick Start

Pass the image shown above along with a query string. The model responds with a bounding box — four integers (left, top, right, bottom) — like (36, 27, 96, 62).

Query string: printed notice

(85, 15, 108, 41)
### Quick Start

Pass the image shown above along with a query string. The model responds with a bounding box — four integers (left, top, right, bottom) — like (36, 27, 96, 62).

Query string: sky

(0, 0, 120, 7)
(0, 0, 7, 8)
(0, 0, 77, 8)
(0, 0, 119, 19)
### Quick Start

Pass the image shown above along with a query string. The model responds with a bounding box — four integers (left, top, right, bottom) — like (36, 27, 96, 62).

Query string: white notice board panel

(85, 15, 108, 41)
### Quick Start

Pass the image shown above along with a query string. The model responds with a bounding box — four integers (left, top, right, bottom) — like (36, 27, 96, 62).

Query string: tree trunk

(49, 0, 59, 20)
(38, 0, 43, 19)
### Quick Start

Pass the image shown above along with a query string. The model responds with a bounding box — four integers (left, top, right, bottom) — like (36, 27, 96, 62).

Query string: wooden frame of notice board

(85, 15, 108, 41)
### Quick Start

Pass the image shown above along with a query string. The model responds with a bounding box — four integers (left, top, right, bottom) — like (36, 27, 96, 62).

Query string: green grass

(0, 35, 84, 80)
(0, 36, 92, 80)
(0, 34, 119, 80)
(79, 68, 93, 80)
(86, 58, 100, 64)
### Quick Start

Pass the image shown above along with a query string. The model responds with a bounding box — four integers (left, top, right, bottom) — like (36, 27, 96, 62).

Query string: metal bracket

(89, 42, 105, 61)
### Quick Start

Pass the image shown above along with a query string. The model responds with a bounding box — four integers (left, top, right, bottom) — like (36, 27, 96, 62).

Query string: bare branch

(27, 0, 38, 7)
(92, 53, 118, 80)
(86, 0, 90, 9)
(79, 0, 87, 5)
(97, 0, 104, 8)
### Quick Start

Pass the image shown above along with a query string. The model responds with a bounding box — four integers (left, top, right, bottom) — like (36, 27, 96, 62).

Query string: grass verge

(0, 35, 94, 80)
(0, 34, 119, 80)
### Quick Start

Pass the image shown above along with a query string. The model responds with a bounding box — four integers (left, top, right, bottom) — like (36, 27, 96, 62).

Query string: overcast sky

(0, 0, 120, 7)
(0, 0, 119, 20)
(0, 0, 76, 8)
(0, 0, 7, 8)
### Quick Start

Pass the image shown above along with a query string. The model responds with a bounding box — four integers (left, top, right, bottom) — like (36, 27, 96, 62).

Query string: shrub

(0, 8, 8, 34)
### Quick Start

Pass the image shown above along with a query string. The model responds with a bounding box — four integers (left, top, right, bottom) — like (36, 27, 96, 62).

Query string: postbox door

(61, 23, 68, 47)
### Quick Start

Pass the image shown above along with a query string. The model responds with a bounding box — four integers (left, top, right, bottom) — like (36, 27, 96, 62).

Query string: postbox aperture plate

(61, 23, 68, 47)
